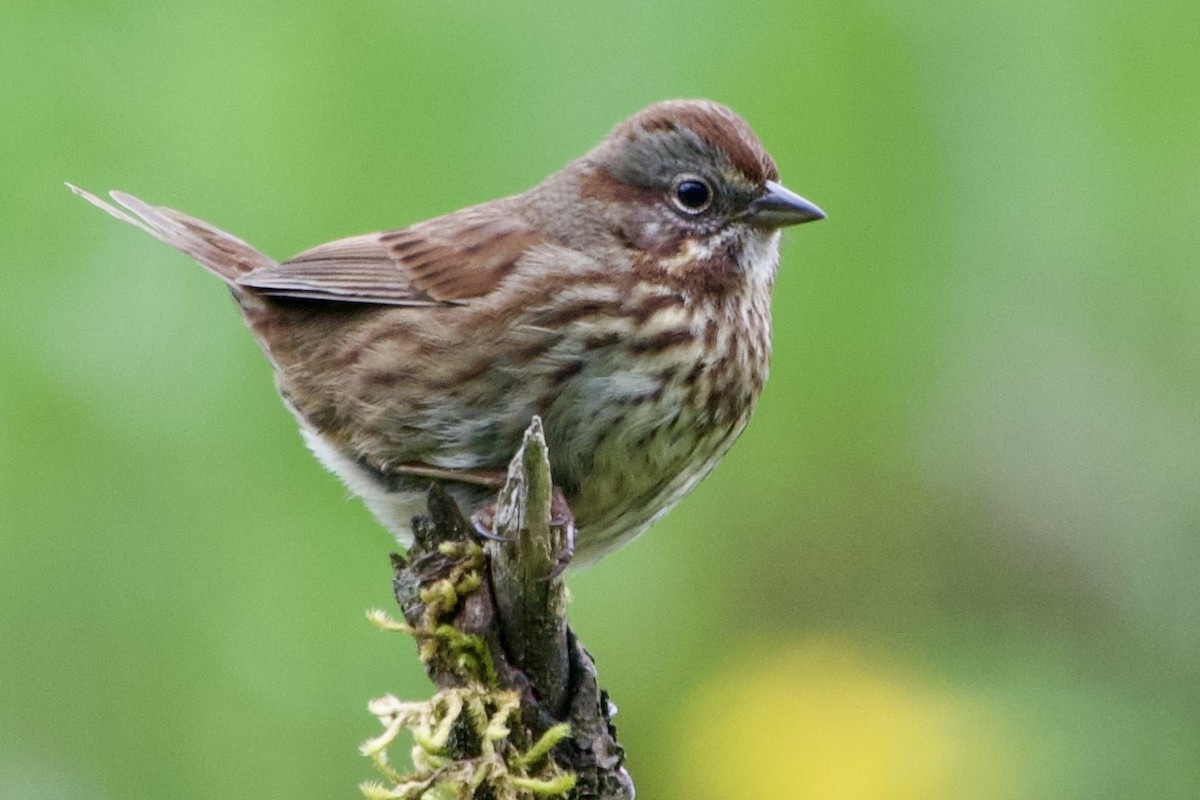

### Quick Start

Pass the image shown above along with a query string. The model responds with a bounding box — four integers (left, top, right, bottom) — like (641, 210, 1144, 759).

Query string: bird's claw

(470, 504, 516, 543)
(472, 489, 576, 577)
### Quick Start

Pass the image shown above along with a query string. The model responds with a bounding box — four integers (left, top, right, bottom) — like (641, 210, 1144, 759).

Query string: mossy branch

(363, 417, 634, 799)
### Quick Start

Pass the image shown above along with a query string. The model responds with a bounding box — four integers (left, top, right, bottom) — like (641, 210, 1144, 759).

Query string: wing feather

(236, 201, 543, 306)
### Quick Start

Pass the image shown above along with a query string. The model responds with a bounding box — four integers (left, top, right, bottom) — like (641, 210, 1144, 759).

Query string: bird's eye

(671, 176, 713, 214)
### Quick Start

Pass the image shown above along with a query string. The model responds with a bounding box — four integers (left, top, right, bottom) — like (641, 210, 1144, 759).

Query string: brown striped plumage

(71, 99, 824, 566)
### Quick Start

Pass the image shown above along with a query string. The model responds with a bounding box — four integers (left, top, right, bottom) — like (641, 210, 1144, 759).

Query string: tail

(68, 184, 276, 284)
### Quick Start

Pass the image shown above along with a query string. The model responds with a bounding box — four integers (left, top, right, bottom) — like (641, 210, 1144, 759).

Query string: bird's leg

(547, 486, 576, 579)
(395, 463, 513, 541)
(396, 463, 575, 566)
(396, 463, 508, 489)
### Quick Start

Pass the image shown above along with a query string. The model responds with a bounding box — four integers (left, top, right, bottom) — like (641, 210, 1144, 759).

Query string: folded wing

(237, 203, 544, 306)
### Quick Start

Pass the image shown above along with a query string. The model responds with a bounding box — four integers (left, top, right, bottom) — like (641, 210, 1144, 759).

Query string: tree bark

(363, 417, 634, 800)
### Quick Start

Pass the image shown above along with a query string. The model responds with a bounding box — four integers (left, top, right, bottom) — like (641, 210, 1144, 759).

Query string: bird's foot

(467, 488, 576, 577)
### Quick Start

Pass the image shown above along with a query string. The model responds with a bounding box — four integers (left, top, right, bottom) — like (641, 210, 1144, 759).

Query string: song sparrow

(71, 99, 824, 566)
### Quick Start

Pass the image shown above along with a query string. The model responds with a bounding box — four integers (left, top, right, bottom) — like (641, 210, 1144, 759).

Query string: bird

(70, 99, 824, 567)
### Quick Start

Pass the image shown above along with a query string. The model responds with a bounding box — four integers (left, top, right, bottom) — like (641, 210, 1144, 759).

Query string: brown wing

(236, 201, 544, 306)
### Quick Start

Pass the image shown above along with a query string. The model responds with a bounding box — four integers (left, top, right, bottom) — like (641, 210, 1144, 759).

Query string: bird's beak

(744, 180, 826, 228)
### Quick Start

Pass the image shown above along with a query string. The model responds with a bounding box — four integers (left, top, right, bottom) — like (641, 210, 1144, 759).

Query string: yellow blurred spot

(670, 637, 1016, 800)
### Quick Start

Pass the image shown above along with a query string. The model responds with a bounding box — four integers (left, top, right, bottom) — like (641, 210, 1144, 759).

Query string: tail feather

(68, 184, 276, 284)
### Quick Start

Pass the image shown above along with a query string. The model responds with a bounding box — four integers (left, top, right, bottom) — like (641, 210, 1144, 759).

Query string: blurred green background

(3, 1, 1199, 797)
